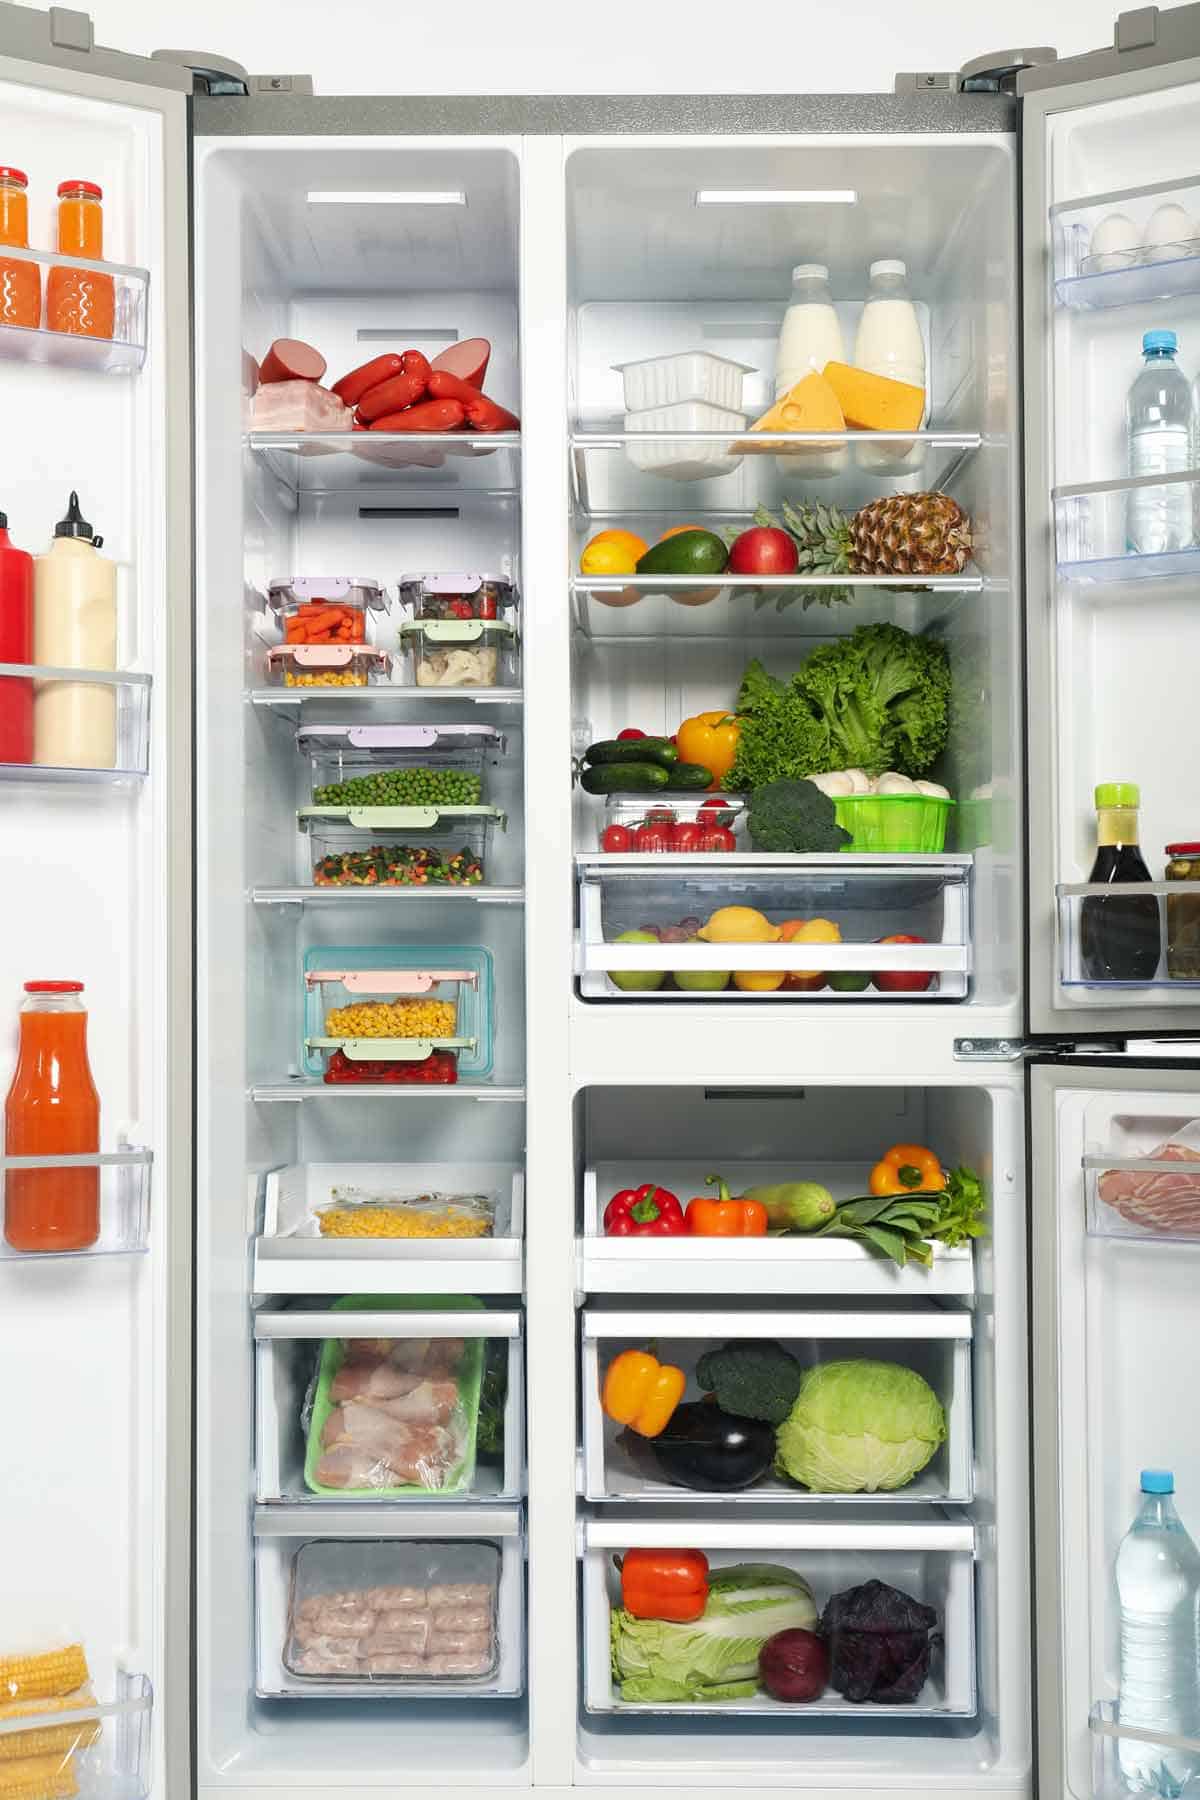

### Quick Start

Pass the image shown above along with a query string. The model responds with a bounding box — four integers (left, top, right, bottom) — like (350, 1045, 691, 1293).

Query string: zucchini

(580, 762, 670, 795)
(585, 737, 678, 768)
(665, 762, 715, 791)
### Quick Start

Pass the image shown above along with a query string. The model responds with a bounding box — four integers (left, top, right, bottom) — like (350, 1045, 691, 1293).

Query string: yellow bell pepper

(869, 1143, 945, 1195)
(601, 1348, 686, 1438)
(675, 710, 742, 791)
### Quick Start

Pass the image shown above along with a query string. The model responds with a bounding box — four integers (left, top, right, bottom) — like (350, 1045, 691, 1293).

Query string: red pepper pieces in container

(603, 1183, 685, 1236)
(323, 1049, 458, 1085)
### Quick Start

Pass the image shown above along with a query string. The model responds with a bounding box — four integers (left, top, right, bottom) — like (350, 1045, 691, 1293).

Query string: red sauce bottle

(0, 509, 33, 763)
(4, 981, 100, 1251)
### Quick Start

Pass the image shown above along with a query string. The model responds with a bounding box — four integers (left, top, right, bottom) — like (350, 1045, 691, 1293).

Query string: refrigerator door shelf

(580, 1161, 974, 1297)
(0, 664, 151, 781)
(0, 242, 149, 373)
(581, 1518, 975, 1717)
(1084, 1149, 1200, 1243)
(0, 1147, 151, 1259)
(1053, 472, 1200, 582)
(1057, 883, 1200, 995)
(1052, 172, 1200, 308)
(246, 431, 520, 498)
(580, 1308, 972, 1504)
(1089, 1699, 1200, 1795)
(0, 1668, 155, 1800)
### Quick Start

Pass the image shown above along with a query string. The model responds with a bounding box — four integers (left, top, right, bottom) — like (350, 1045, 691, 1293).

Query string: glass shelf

(0, 1668, 153, 1800)
(1054, 471, 1200, 583)
(1052, 171, 1200, 311)
(253, 886, 524, 907)
(246, 431, 521, 497)
(0, 663, 151, 780)
(251, 1081, 525, 1103)
(248, 686, 522, 721)
(1057, 881, 1200, 991)
(0, 242, 148, 373)
(0, 1148, 151, 1258)
(571, 572, 982, 642)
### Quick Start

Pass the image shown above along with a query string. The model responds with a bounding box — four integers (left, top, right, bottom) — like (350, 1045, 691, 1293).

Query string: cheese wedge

(736, 370, 845, 453)
(822, 361, 925, 432)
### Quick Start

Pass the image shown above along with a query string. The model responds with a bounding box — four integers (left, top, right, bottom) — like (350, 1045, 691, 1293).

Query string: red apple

(873, 933, 934, 993)
(727, 526, 800, 577)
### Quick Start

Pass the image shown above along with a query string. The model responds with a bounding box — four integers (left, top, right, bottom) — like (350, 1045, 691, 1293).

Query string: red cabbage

(821, 1579, 940, 1703)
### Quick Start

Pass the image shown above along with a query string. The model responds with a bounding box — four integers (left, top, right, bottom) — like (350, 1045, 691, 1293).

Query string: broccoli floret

(695, 1338, 804, 1426)
(794, 622, 951, 777)
(747, 778, 852, 854)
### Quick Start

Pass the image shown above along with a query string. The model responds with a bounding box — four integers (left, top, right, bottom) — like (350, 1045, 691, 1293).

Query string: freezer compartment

(253, 1511, 523, 1700)
(1052, 175, 1200, 307)
(0, 1666, 154, 1800)
(254, 1302, 523, 1503)
(0, 242, 148, 374)
(1054, 471, 1200, 583)
(580, 1305, 972, 1504)
(0, 664, 151, 781)
(0, 1147, 151, 1260)
(581, 1512, 975, 1718)
(398, 621, 519, 691)
(254, 1160, 523, 1295)
(576, 855, 971, 1000)
(302, 946, 492, 1079)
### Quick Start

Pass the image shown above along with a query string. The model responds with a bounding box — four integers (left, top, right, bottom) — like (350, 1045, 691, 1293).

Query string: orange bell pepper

(685, 1174, 769, 1237)
(602, 1348, 686, 1437)
(619, 1548, 709, 1622)
(675, 710, 742, 791)
(869, 1143, 945, 1195)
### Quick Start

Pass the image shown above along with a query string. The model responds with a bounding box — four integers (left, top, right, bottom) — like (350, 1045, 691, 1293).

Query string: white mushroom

(876, 772, 918, 795)
(914, 780, 951, 799)
(808, 770, 855, 798)
(844, 768, 872, 794)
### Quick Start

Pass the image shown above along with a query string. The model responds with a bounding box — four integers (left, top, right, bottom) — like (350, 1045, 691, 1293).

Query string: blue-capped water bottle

(1116, 1470, 1200, 1795)
(1126, 331, 1194, 556)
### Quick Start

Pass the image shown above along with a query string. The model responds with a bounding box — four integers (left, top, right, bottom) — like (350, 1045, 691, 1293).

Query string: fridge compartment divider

(0, 663, 151, 782)
(580, 1306, 973, 1504)
(0, 1147, 152, 1259)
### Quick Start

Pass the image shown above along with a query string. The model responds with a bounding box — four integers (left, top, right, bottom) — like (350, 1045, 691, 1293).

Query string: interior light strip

(306, 190, 467, 206)
(695, 188, 858, 205)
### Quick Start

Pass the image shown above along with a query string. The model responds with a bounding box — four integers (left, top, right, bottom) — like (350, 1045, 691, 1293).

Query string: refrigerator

(2, 4, 1200, 1797)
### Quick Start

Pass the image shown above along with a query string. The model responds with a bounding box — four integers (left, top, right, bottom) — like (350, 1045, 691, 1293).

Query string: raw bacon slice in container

(1097, 1138, 1200, 1234)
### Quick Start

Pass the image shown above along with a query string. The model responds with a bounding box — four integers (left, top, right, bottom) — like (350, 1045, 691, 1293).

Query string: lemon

(697, 905, 780, 944)
(733, 969, 787, 992)
(588, 528, 649, 558)
(792, 917, 841, 944)
(581, 538, 639, 577)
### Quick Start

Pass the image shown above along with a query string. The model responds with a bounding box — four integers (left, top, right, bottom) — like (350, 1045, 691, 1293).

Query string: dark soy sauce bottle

(1080, 782, 1162, 983)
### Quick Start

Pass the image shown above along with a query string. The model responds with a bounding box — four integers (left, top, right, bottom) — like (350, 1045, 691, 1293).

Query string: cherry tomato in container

(601, 824, 635, 853)
(644, 808, 677, 826)
(698, 823, 737, 853)
(634, 822, 673, 852)
(873, 934, 934, 993)
(671, 822, 703, 853)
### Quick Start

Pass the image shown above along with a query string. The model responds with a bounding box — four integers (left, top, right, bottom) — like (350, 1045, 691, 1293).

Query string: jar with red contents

(46, 179, 115, 340)
(0, 168, 41, 329)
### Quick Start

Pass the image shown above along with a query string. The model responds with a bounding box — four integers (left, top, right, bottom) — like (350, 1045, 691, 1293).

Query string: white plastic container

(622, 401, 746, 481)
(613, 351, 753, 414)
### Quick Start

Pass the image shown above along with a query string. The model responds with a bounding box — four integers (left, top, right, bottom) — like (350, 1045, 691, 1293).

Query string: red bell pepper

(603, 1183, 686, 1236)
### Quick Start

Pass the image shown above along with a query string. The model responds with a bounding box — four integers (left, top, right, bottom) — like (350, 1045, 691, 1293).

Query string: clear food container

(296, 722, 502, 807)
(302, 945, 493, 1079)
(266, 645, 391, 689)
(622, 401, 747, 480)
(399, 574, 518, 625)
(613, 351, 755, 413)
(298, 807, 506, 887)
(398, 620, 517, 689)
(269, 577, 386, 646)
(600, 793, 747, 852)
(1165, 842, 1200, 980)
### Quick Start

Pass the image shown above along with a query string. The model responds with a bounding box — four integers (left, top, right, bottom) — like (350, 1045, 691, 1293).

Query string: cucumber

(585, 737, 679, 768)
(664, 762, 715, 791)
(580, 762, 670, 795)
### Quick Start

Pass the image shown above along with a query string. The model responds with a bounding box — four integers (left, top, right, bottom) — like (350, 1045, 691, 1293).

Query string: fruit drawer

(580, 1512, 976, 1718)
(301, 946, 493, 1079)
(253, 1505, 525, 1700)
(580, 1306, 972, 1505)
(575, 855, 971, 999)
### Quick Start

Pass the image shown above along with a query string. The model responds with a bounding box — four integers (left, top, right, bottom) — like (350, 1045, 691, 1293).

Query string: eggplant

(623, 1401, 775, 1492)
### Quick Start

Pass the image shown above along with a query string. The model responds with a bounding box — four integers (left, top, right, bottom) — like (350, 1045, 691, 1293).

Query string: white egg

(844, 768, 872, 794)
(876, 772, 917, 795)
(1087, 212, 1140, 272)
(1142, 202, 1200, 262)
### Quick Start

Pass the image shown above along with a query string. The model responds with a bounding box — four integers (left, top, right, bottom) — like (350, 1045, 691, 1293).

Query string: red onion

(759, 1628, 830, 1702)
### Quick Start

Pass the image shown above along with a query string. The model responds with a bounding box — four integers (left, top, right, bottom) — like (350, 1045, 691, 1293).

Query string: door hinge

(954, 1036, 1033, 1061)
(150, 48, 249, 94)
(956, 47, 1058, 91)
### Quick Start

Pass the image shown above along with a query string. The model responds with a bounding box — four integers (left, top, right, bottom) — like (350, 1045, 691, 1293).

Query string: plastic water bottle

(1116, 1470, 1200, 1796)
(1126, 331, 1194, 556)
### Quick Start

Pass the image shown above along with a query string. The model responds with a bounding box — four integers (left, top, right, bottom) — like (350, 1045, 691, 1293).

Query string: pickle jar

(1165, 842, 1200, 980)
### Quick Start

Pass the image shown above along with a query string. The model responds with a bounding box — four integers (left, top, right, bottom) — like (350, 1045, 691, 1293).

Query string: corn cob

(0, 1749, 79, 1798)
(0, 1692, 99, 1763)
(0, 1651, 88, 1705)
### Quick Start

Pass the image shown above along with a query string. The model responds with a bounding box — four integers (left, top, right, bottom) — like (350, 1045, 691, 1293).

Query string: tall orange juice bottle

(0, 167, 41, 329)
(46, 180, 114, 341)
(4, 980, 100, 1251)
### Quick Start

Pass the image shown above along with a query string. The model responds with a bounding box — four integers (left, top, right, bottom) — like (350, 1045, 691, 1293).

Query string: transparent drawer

(269, 577, 387, 647)
(580, 1307, 973, 1504)
(253, 1299, 524, 1502)
(297, 722, 505, 806)
(1084, 1111, 1200, 1243)
(0, 1665, 153, 1800)
(1053, 177, 1200, 309)
(576, 855, 972, 999)
(398, 621, 519, 690)
(581, 1513, 975, 1717)
(0, 1147, 151, 1259)
(1056, 883, 1190, 989)
(598, 794, 746, 853)
(298, 810, 505, 889)
(252, 1517, 524, 1700)
(266, 646, 392, 689)
(399, 575, 518, 626)
(1053, 473, 1200, 584)
(302, 946, 493, 1078)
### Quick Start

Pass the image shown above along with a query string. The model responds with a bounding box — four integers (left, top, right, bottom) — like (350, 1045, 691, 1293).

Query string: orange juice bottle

(4, 980, 100, 1251)
(46, 179, 114, 340)
(0, 167, 41, 329)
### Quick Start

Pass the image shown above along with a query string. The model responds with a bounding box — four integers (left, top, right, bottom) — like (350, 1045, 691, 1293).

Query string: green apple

(675, 966, 731, 992)
(609, 929, 665, 992)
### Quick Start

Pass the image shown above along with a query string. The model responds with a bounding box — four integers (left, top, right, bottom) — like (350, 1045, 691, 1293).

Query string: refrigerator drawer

(253, 1504, 524, 1700)
(254, 1302, 524, 1503)
(580, 1307, 973, 1504)
(575, 854, 971, 1000)
(581, 1511, 976, 1718)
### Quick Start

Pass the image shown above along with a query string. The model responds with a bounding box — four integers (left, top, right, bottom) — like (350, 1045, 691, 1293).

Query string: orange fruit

(588, 528, 649, 560)
(659, 524, 705, 540)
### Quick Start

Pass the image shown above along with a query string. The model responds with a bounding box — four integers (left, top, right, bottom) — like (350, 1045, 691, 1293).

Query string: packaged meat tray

(303, 1296, 486, 1496)
(284, 1538, 499, 1682)
(268, 578, 387, 647)
(1089, 1122, 1200, 1241)
(399, 574, 518, 626)
(266, 646, 392, 689)
(398, 620, 518, 689)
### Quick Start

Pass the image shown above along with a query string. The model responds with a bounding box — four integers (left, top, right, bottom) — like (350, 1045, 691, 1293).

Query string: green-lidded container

(833, 794, 954, 854)
(304, 1294, 485, 1498)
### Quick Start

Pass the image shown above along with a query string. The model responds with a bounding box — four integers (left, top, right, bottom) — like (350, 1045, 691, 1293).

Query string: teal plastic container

(833, 794, 954, 854)
(302, 944, 494, 1078)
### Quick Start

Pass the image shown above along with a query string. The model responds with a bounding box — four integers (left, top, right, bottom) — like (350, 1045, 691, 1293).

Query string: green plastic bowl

(832, 793, 954, 853)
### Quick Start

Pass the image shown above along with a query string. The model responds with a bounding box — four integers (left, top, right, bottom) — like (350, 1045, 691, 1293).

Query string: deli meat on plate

(1097, 1138, 1200, 1233)
(251, 379, 352, 432)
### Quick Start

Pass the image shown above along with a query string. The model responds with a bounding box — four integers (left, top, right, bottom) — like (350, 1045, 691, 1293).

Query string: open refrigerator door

(0, 20, 192, 1800)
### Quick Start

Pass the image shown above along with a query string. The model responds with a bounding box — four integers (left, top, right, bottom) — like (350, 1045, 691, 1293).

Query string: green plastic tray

(304, 1294, 485, 1498)
(833, 793, 954, 854)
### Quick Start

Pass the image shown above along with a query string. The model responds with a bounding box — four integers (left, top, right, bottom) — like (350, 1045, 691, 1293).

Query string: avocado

(636, 531, 729, 579)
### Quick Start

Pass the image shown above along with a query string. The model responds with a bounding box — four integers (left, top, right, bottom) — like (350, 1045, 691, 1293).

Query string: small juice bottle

(0, 167, 41, 329)
(4, 980, 100, 1251)
(46, 179, 115, 340)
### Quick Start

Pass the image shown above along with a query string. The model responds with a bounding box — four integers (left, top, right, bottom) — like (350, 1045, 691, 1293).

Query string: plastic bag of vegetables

(611, 1562, 816, 1703)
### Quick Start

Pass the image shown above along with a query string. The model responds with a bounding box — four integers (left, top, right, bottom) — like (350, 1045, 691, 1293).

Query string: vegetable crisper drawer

(580, 1308, 972, 1504)
(581, 1512, 976, 1717)
(254, 1505, 525, 1700)
(576, 856, 972, 1000)
(254, 1300, 524, 1502)
(302, 946, 493, 1078)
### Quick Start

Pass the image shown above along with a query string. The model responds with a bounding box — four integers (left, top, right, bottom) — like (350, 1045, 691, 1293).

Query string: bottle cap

(57, 179, 102, 200)
(791, 263, 829, 281)
(24, 980, 84, 992)
(0, 511, 7, 529)
(0, 168, 28, 187)
(53, 491, 95, 541)
(1096, 782, 1140, 808)
(1143, 329, 1177, 354)
(1166, 843, 1200, 855)
(869, 258, 908, 277)
(1141, 1469, 1174, 1494)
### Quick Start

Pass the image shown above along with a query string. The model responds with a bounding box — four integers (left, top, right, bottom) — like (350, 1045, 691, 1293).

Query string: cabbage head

(611, 1563, 817, 1704)
(775, 1358, 946, 1493)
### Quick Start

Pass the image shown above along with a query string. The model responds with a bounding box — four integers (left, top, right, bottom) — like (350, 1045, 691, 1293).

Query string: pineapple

(784, 491, 973, 577)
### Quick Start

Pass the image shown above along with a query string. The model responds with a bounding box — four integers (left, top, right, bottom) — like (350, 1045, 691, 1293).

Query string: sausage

(331, 352, 403, 406)
(462, 391, 520, 433)
(431, 338, 490, 391)
(368, 398, 465, 432)
(399, 348, 432, 388)
(258, 337, 327, 384)
(356, 370, 429, 424)
(427, 368, 483, 406)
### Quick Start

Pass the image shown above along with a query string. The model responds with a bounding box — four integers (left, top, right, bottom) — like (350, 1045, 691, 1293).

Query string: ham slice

(251, 380, 351, 432)
(431, 338, 490, 390)
(1097, 1139, 1200, 1234)
(259, 337, 327, 384)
